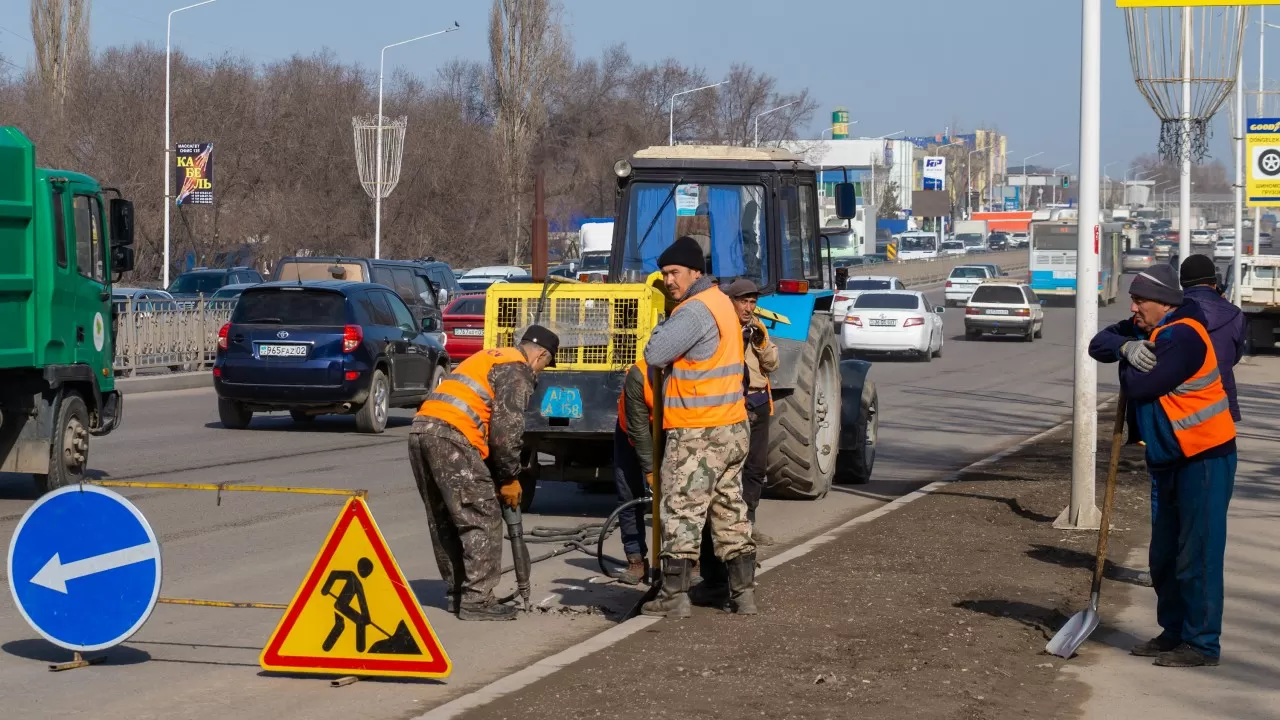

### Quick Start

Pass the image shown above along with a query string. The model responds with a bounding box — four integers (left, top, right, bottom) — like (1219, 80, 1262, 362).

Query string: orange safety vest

(1150, 317, 1236, 458)
(663, 287, 748, 430)
(617, 358, 655, 442)
(416, 347, 526, 459)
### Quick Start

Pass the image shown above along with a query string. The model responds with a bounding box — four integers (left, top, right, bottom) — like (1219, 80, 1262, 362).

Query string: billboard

(1246, 118, 1280, 207)
(922, 156, 946, 191)
(175, 143, 214, 205)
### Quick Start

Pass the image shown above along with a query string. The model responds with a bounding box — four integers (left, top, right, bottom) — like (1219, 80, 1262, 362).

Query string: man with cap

(1089, 264, 1237, 667)
(408, 325, 560, 621)
(1179, 254, 1245, 421)
(640, 235, 756, 618)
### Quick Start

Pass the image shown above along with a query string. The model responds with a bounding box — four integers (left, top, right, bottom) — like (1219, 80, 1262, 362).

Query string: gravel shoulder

(457, 410, 1154, 720)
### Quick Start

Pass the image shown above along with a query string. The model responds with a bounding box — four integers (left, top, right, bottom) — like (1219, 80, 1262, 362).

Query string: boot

(446, 591, 461, 614)
(641, 558, 692, 619)
(458, 599, 518, 621)
(617, 553, 648, 586)
(1131, 635, 1180, 657)
(727, 552, 758, 615)
(689, 556, 730, 608)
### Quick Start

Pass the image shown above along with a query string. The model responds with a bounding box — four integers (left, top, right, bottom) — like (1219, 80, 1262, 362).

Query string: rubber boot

(458, 599, 518, 621)
(727, 552, 758, 615)
(641, 558, 692, 619)
(617, 553, 648, 586)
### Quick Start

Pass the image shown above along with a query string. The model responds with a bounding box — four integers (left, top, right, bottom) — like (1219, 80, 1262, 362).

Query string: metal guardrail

(111, 296, 234, 377)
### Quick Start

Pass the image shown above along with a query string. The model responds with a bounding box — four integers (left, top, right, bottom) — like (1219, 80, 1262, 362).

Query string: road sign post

(7, 485, 162, 668)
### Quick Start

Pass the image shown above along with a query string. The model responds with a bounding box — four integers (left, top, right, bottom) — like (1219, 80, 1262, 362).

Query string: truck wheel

(218, 397, 253, 429)
(767, 313, 840, 500)
(355, 370, 389, 434)
(34, 392, 90, 495)
(835, 382, 877, 485)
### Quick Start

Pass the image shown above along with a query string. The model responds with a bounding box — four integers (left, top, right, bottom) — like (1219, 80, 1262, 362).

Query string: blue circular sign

(7, 485, 161, 652)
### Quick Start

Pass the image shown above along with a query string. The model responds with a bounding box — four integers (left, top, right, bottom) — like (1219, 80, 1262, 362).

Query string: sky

(3, 0, 1280, 175)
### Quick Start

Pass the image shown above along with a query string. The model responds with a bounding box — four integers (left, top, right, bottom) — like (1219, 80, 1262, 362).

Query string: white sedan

(841, 290, 945, 361)
(832, 276, 905, 322)
(1214, 239, 1235, 260)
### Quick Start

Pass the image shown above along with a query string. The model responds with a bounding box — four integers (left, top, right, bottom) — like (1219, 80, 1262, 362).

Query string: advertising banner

(175, 143, 214, 205)
(1246, 118, 1280, 207)
(922, 156, 945, 191)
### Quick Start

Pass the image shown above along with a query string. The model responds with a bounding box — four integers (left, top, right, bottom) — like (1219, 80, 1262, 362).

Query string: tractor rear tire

(835, 381, 877, 485)
(767, 313, 841, 500)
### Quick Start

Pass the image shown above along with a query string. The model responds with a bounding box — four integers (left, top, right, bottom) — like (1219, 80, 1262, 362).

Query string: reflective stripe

(670, 364, 742, 381)
(1169, 396, 1231, 432)
(1173, 367, 1220, 395)
(425, 393, 485, 430)
(664, 391, 745, 410)
(445, 373, 492, 403)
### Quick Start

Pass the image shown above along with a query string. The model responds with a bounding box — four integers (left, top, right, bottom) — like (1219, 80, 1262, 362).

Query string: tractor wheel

(835, 381, 877, 485)
(767, 313, 841, 500)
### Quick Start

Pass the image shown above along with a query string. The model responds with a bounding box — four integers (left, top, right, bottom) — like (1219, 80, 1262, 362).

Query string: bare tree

(30, 0, 89, 107)
(488, 0, 568, 263)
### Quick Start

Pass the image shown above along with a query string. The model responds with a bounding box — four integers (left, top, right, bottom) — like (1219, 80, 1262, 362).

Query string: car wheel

(1033, 322, 1043, 339)
(33, 392, 90, 495)
(1024, 326, 1035, 343)
(290, 410, 316, 423)
(218, 397, 253, 429)
(932, 332, 943, 358)
(430, 364, 447, 391)
(965, 328, 980, 340)
(355, 369, 389, 434)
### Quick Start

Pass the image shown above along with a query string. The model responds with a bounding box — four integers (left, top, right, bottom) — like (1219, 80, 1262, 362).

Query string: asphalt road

(0, 277, 1135, 719)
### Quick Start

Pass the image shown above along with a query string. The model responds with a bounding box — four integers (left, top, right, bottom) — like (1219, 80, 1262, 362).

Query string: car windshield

(942, 241, 964, 250)
(970, 286, 1026, 304)
(956, 233, 983, 246)
(167, 273, 225, 294)
(951, 267, 988, 279)
(1126, 248, 1152, 255)
(580, 252, 610, 271)
(621, 182, 769, 286)
(232, 289, 347, 325)
(899, 236, 936, 252)
(211, 288, 242, 298)
(825, 232, 855, 249)
(845, 279, 891, 291)
(448, 296, 485, 315)
(854, 293, 919, 310)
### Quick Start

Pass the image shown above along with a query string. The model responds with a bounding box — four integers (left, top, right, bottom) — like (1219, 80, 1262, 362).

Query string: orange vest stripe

(663, 287, 748, 430)
(416, 347, 525, 459)
(1151, 318, 1236, 457)
(617, 358, 655, 444)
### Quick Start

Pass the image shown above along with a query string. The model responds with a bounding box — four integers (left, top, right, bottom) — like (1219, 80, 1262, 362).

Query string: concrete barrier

(117, 372, 212, 395)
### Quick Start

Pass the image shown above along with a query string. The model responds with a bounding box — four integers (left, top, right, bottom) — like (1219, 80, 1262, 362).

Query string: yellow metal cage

(483, 281, 666, 371)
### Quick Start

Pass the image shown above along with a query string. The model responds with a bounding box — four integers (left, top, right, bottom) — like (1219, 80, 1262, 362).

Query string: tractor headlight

(613, 159, 632, 178)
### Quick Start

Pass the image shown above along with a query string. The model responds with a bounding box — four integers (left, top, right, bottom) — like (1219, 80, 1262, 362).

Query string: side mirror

(1039, 299, 1047, 306)
(934, 306, 945, 314)
(834, 182, 857, 220)
(834, 266, 849, 289)
(437, 288, 448, 306)
(111, 244, 135, 273)
(421, 316, 441, 333)
(109, 199, 135, 246)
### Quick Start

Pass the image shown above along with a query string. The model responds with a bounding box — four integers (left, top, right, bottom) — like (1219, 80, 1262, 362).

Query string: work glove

(1121, 340, 1158, 373)
(645, 472, 655, 492)
(750, 319, 768, 347)
(498, 478, 522, 510)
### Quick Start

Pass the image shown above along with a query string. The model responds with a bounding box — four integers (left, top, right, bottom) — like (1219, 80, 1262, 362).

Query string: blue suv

(213, 281, 449, 433)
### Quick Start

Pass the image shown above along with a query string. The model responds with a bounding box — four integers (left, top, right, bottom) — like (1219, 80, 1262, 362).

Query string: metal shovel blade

(1045, 593, 1099, 658)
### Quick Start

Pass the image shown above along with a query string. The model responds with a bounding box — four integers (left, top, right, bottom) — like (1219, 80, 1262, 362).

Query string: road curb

(117, 372, 212, 395)
(413, 398, 1113, 720)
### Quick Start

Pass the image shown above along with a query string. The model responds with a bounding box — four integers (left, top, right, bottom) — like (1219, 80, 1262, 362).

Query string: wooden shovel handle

(649, 365, 666, 574)
(1091, 392, 1128, 595)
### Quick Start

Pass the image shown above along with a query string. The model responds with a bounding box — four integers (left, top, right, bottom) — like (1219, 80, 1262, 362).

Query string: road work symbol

(7, 485, 161, 652)
(260, 497, 451, 679)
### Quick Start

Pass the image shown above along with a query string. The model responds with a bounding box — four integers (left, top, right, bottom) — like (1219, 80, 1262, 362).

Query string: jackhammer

(502, 503, 533, 612)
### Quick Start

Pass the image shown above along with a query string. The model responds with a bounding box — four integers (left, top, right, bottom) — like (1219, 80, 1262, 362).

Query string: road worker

(1089, 264, 1237, 667)
(640, 235, 755, 618)
(1179, 254, 1245, 421)
(614, 356, 656, 585)
(408, 325, 560, 621)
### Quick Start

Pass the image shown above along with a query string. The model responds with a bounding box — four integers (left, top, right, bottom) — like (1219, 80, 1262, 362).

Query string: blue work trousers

(613, 423, 648, 557)
(1149, 452, 1236, 658)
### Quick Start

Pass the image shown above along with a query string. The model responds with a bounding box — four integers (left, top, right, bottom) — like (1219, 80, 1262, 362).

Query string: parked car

(462, 265, 531, 282)
(1009, 232, 1030, 249)
(941, 239, 967, 257)
(213, 281, 449, 433)
(413, 258, 465, 306)
(167, 267, 264, 306)
(832, 276, 906, 322)
(1122, 247, 1157, 273)
(442, 293, 486, 363)
(963, 281, 1044, 341)
(208, 282, 258, 307)
(1214, 239, 1235, 261)
(458, 277, 507, 293)
(987, 232, 1009, 251)
(841, 290, 945, 361)
(111, 287, 177, 315)
(944, 265, 994, 307)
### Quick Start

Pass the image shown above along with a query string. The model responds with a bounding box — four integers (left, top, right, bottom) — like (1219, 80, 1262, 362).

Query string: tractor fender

(837, 358, 872, 452)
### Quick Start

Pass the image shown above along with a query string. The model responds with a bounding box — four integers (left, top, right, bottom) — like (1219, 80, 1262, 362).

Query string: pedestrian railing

(111, 296, 235, 376)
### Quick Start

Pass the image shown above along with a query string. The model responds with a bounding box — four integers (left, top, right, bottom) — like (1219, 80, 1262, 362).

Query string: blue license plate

(540, 387, 583, 419)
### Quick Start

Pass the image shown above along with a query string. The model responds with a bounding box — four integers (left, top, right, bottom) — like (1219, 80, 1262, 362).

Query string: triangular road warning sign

(260, 497, 451, 679)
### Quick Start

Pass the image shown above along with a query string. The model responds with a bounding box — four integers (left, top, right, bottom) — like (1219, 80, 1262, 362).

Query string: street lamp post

(374, 23, 460, 260)
(669, 81, 727, 146)
(753, 101, 799, 148)
(1020, 151, 1044, 210)
(163, 0, 217, 290)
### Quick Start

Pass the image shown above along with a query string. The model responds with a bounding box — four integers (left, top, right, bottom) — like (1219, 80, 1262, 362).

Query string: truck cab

(0, 126, 135, 493)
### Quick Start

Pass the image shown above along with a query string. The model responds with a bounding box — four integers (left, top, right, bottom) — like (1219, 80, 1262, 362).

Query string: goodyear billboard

(1246, 118, 1280, 208)
(1118, 1, 1280, 6)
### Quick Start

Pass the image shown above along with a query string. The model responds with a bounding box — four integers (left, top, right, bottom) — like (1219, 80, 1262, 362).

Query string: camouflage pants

(407, 417, 503, 605)
(660, 422, 754, 562)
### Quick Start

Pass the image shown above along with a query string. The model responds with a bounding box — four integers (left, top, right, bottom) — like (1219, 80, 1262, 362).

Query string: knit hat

(1130, 263, 1184, 306)
(656, 236, 706, 273)
(1179, 253, 1219, 288)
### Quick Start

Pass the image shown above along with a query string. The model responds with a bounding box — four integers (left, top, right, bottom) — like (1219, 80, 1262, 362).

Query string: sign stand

(49, 652, 106, 673)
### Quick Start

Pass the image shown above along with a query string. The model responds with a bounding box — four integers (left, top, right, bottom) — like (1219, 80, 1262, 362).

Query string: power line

(0, 25, 34, 45)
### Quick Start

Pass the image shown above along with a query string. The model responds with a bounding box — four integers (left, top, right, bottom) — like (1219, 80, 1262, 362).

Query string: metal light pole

(375, 22, 460, 260)
(163, 0, 217, 290)
(669, 81, 727, 146)
(753, 101, 799, 148)
(1051, 162, 1072, 206)
(1234, 12, 1248, 304)
(1020, 151, 1043, 210)
(1179, 7, 1194, 262)
(1255, 13, 1268, 257)
(1057, 0, 1102, 531)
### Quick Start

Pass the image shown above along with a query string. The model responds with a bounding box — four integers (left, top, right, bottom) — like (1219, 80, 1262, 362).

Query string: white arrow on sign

(29, 542, 159, 594)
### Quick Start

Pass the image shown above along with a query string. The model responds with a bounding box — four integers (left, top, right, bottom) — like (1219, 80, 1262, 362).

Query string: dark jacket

(1183, 285, 1245, 421)
(622, 364, 656, 475)
(1089, 301, 1236, 468)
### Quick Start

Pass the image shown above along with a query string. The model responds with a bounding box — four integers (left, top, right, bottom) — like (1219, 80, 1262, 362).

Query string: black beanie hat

(1179, 253, 1218, 288)
(656, 236, 706, 273)
(1130, 263, 1184, 306)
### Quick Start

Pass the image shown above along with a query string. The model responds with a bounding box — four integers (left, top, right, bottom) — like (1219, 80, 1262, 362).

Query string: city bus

(1027, 221, 1122, 304)
(891, 231, 939, 261)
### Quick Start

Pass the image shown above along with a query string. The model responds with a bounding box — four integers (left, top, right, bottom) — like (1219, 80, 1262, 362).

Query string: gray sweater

(643, 276, 721, 367)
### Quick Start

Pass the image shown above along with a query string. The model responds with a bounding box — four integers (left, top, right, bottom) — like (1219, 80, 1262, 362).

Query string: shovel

(1046, 391, 1128, 659)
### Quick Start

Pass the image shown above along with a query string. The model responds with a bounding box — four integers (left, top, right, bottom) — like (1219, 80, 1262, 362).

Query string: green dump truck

(0, 126, 135, 493)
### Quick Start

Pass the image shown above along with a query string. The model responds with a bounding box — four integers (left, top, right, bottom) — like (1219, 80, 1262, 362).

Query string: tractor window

(73, 195, 105, 283)
(778, 184, 812, 280)
(52, 188, 67, 268)
(620, 182, 768, 288)
(799, 184, 816, 277)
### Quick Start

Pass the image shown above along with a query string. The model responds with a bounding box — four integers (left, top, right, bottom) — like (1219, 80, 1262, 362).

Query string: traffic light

(1061, 176, 1070, 189)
